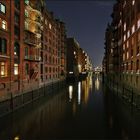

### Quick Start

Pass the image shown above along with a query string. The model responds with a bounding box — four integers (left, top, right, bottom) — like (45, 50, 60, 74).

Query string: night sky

(46, 0, 116, 67)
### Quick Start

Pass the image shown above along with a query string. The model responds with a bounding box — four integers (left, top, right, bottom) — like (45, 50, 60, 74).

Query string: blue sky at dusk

(46, 0, 116, 67)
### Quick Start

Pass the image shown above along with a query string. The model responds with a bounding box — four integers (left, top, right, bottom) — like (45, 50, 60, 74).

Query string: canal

(0, 75, 140, 140)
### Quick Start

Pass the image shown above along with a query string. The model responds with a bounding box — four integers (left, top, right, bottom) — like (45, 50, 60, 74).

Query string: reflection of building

(0, 0, 66, 98)
(103, 0, 140, 91)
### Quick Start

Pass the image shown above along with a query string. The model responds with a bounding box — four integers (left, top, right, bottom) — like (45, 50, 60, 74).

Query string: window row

(123, 47, 139, 61)
(0, 39, 20, 56)
(45, 67, 58, 73)
(0, 62, 19, 77)
(123, 19, 140, 40)
(123, 60, 140, 71)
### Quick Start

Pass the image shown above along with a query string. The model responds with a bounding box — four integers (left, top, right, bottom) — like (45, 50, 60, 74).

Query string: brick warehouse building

(0, 0, 66, 98)
(67, 38, 92, 80)
(104, 0, 140, 91)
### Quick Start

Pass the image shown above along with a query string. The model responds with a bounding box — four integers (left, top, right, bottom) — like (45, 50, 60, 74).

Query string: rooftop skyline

(46, 0, 116, 67)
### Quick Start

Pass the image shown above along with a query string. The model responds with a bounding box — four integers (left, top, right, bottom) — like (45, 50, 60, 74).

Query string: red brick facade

(0, 0, 67, 98)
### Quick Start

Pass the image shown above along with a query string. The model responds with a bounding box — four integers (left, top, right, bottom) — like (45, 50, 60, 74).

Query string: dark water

(0, 75, 140, 140)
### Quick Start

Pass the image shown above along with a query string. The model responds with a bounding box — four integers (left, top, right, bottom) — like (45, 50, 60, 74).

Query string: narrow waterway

(0, 75, 140, 140)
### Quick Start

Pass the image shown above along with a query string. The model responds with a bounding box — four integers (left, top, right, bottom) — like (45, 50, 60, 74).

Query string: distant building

(67, 38, 79, 78)
(66, 38, 93, 79)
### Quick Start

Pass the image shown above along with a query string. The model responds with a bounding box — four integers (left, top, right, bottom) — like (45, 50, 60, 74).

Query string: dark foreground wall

(0, 80, 66, 118)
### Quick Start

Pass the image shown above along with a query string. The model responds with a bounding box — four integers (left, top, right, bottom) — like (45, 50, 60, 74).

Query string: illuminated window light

(2, 20, 7, 30)
(127, 30, 130, 38)
(132, 0, 135, 5)
(69, 72, 73, 74)
(49, 23, 52, 29)
(132, 25, 135, 34)
(0, 62, 6, 77)
(137, 19, 140, 29)
(124, 23, 126, 31)
(14, 64, 19, 75)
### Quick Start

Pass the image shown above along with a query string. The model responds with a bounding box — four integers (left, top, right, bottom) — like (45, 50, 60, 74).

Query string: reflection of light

(69, 72, 73, 74)
(83, 81, 88, 104)
(78, 82, 81, 104)
(1, 71, 4, 76)
(89, 76, 92, 88)
(82, 72, 86, 74)
(14, 136, 20, 140)
(78, 64, 81, 72)
(95, 77, 100, 90)
(69, 85, 73, 102)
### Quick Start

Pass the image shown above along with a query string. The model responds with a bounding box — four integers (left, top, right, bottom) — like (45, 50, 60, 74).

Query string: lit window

(132, 25, 135, 34)
(124, 34, 126, 41)
(123, 1, 126, 8)
(2, 20, 7, 30)
(0, 3, 6, 14)
(25, 0, 29, 5)
(25, 9, 28, 17)
(127, 30, 130, 38)
(14, 64, 19, 75)
(137, 19, 140, 29)
(74, 51, 76, 55)
(132, 0, 135, 5)
(25, 21, 28, 30)
(124, 23, 126, 31)
(49, 23, 52, 29)
(0, 62, 6, 77)
(127, 51, 129, 59)
(127, 41, 129, 48)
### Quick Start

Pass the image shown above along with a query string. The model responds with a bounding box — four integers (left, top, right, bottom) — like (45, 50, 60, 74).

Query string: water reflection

(68, 85, 73, 102)
(89, 76, 93, 89)
(78, 82, 81, 105)
(0, 76, 140, 139)
(14, 136, 20, 140)
(95, 75, 100, 90)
